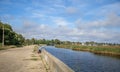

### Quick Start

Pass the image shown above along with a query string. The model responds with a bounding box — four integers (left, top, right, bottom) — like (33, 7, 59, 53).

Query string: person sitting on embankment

(38, 46, 45, 54)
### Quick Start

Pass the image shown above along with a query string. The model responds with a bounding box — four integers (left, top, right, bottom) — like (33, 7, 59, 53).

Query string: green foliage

(30, 57, 39, 61)
(23, 38, 62, 46)
(56, 44, 120, 55)
(4, 24, 13, 31)
(0, 21, 25, 46)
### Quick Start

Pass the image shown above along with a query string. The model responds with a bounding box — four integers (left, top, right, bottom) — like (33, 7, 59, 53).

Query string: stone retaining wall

(41, 49, 74, 72)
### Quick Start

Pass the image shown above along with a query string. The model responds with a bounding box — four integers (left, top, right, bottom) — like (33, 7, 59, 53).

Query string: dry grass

(56, 44, 120, 56)
(0, 45, 17, 50)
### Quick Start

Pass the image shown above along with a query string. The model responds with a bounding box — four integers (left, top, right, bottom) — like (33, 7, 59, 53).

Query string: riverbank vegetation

(55, 44, 120, 56)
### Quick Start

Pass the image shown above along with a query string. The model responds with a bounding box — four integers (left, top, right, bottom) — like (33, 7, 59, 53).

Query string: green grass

(56, 44, 120, 56)
(33, 45, 39, 53)
(23, 57, 39, 61)
(0, 48, 6, 50)
(31, 54, 37, 57)
(30, 58, 39, 61)
(0, 45, 17, 50)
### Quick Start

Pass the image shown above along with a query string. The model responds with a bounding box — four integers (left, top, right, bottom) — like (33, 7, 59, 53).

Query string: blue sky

(0, 0, 120, 43)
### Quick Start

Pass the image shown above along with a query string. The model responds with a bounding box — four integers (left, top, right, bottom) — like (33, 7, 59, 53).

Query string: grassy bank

(0, 45, 18, 50)
(55, 44, 120, 56)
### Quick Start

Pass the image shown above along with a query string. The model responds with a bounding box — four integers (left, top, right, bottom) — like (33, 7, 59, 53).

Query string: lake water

(44, 46, 120, 72)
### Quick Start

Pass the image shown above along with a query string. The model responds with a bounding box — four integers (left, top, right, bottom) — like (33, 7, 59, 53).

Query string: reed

(55, 44, 120, 56)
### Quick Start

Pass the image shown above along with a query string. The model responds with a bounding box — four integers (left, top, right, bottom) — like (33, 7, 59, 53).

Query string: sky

(0, 0, 120, 43)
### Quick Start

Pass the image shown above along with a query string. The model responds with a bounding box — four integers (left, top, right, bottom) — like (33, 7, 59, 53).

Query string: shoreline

(55, 45, 120, 57)
(73, 48, 120, 57)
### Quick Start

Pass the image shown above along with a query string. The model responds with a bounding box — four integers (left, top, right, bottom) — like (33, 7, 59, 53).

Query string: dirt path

(0, 45, 46, 72)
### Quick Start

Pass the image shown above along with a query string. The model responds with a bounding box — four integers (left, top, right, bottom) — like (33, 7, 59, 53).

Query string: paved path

(0, 45, 46, 72)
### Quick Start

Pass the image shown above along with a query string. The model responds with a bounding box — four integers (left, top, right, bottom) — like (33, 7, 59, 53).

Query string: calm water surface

(44, 46, 120, 72)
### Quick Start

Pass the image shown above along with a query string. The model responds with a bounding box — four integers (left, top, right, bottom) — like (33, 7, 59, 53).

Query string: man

(38, 46, 45, 54)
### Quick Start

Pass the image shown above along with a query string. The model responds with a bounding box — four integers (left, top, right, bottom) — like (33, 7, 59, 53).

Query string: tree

(4, 24, 13, 31)
(0, 21, 25, 46)
(54, 39, 61, 45)
(31, 38, 35, 44)
(17, 34, 25, 45)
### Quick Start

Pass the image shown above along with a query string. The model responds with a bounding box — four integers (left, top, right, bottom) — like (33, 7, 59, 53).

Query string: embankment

(41, 49, 74, 72)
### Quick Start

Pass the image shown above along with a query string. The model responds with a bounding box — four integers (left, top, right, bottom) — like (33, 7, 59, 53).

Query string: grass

(56, 44, 120, 56)
(0, 47, 6, 50)
(33, 44, 46, 53)
(30, 57, 39, 61)
(0, 45, 17, 50)
(23, 57, 39, 61)
(31, 54, 37, 57)
(33, 45, 39, 53)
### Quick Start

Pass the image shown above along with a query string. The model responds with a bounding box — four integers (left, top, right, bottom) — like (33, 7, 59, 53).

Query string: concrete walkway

(0, 45, 46, 72)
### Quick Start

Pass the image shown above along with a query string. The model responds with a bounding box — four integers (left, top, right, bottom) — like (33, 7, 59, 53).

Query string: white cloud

(32, 13, 44, 18)
(66, 7, 78, 14)
(8, 0, 120, 43)
(22, 20, 36, 29)
(76, 13, 120, 29)
(52, 17, 71, 27)
(85, 2, 120, 18)
(74, 12, 120, 43)
(105, 13, 120, 27)
(53, 4, 66, 8)
(13, 12, 120, 43)
(39, 24, 46, 29)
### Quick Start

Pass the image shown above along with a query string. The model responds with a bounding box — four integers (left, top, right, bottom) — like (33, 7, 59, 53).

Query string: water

(44, 46, 120, 72)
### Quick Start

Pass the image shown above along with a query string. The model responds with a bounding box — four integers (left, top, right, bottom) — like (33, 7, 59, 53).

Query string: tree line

(0, 21, 120, 47)
(0, 21, 69, 46)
